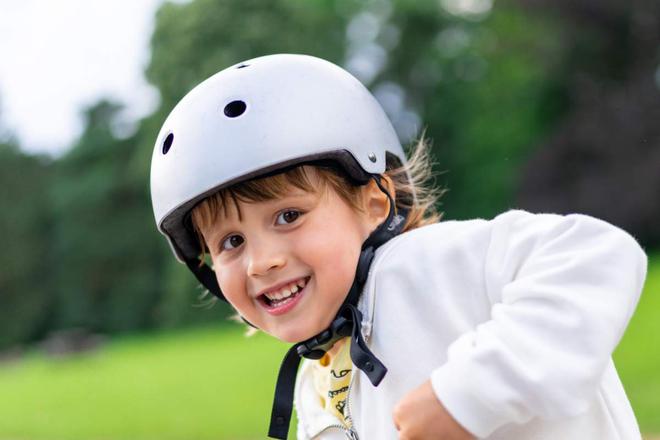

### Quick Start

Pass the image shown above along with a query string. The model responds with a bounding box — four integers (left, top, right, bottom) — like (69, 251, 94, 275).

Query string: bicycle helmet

(151, 53, 408, 264)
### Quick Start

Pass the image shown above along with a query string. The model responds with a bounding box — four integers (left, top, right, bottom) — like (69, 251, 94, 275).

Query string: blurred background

(0, 0, 658, 439)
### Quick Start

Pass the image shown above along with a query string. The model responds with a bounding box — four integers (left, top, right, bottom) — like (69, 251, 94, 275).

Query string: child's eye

(221, 234, 244, 251)
(276, 209, 301, 225)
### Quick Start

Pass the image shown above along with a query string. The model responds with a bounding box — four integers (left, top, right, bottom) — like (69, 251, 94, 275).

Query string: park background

(1, 0, 659, 438)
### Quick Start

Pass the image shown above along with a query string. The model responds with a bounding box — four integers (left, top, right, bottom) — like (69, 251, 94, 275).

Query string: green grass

(614, 252, 660, 434)
(0, 254, 657, 439)
(0, 326, 295, 440)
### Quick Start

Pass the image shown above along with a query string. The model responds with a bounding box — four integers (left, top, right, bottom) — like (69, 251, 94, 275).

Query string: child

(150, 54, 647, 440)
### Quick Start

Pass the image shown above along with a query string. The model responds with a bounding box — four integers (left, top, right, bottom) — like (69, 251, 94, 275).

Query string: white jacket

(294, 210, 647, 439)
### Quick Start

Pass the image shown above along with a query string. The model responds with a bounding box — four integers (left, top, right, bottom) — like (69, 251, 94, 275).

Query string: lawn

(0, 326, 293, 440)
(614, 251, 660, 434)
(0, 254, 657, 440)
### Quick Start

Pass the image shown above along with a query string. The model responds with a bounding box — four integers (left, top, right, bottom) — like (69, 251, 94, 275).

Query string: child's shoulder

(385, 209, 534, 249)
(373, 212, 498, 265)
(396, 208, 633, 246)
(373, 208, 630, 267)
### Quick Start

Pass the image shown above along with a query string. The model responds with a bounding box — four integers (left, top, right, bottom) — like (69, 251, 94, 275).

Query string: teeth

(264, 277, 308, 301)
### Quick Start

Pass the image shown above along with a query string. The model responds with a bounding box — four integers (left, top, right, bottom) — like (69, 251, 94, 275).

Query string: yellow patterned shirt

(311, 337, 353, 428)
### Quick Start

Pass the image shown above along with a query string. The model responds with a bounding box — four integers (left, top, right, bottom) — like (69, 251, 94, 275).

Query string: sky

(0, 0, 167, 156)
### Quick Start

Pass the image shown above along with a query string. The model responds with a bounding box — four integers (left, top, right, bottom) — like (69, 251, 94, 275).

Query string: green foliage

(47, 100, 232, 334)
(0, 142, 54, 349)
(146, 0, 356, 112)
(382, 1, 566, 219)
(49, 101, 158, 332)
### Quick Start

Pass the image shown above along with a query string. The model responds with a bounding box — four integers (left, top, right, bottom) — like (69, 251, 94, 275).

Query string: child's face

(199, 172, 385, 343)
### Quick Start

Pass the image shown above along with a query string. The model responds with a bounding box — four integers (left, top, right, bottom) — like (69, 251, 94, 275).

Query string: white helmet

(150, 53, 407, 263)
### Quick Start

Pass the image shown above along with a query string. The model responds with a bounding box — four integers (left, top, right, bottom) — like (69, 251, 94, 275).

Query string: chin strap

(185, 176, 407, 440)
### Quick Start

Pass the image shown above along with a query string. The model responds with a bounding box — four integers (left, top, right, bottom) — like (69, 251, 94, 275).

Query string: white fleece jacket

(293, 210, 647, 440)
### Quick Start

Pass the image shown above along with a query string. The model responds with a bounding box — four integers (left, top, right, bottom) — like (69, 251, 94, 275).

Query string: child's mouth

(258, 276, 310, 315)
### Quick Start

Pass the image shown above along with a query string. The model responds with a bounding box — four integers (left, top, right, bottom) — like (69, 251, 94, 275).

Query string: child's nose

(246, 244, 286, 277)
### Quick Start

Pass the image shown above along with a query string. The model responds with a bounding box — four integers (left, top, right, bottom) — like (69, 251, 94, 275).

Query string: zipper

(339, 303, 370, 440)
(345, 429, 359, 440)
(345, 368, 357, 436)
(315, 423, 359, 440)
(314, 360, 360, 440)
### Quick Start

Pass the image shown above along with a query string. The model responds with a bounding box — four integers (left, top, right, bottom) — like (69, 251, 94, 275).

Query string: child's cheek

(214, 265, 243, 305)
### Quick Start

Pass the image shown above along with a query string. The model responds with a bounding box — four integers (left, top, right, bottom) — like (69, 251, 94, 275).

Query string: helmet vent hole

(162, 133, 174, 155)
(236, 63, 249, 69)
(224, 100, 247, 118)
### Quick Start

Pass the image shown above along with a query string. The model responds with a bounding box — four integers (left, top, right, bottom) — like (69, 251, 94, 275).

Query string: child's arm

(427, 210, 647, 438)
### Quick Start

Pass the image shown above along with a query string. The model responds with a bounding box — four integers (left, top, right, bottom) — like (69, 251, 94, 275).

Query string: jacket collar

(357, 232, 403, 342)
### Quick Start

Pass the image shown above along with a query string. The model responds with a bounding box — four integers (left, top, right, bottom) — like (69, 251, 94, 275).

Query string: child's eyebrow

(257, 190, 318, 205)
(279, 192, 315, 201)
(277, 192, 322, 207)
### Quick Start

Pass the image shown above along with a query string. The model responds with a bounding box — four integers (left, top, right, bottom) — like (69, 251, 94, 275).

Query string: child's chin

(278, 332, 314, 345)
(269, 313, 336, 344)
(273, 326, 321, 345)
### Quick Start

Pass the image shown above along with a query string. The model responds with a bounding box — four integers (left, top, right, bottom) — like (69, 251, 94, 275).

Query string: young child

(150, 54, 647, 440)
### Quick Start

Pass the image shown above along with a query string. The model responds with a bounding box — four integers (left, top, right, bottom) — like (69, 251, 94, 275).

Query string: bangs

(190, 165, 349, 238)
(232, 166, 318, 203)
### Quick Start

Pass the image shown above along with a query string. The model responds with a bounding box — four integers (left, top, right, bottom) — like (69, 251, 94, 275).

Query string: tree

(516, 0, 660, 246)
(0, 141, 54, 349)
(49, 101, 165, 332)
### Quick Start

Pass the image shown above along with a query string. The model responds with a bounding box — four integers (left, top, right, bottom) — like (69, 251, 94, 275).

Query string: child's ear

(362, 175, 395, 229)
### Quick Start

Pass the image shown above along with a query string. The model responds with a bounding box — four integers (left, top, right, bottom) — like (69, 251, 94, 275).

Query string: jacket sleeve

(429, 210, 647, 438)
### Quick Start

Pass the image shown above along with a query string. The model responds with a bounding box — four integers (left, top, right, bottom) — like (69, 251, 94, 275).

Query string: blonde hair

(190, 133, 446, 331)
